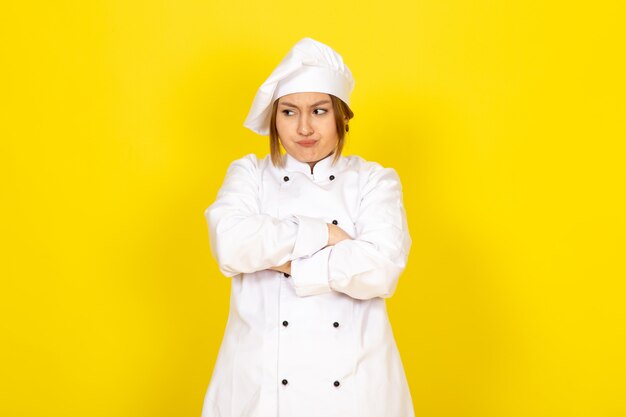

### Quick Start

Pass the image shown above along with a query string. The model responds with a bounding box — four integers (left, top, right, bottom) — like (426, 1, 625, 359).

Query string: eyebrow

(278, 100, 331, 108)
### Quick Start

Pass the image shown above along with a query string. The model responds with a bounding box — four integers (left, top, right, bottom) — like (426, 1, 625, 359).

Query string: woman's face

(275, 92, 339, 164)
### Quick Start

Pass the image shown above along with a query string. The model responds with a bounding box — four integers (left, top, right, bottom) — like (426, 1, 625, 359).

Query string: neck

(307, 150, 334, 174)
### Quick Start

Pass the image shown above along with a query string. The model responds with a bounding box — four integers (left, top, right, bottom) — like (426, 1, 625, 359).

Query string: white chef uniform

(200, 149, 415, 417)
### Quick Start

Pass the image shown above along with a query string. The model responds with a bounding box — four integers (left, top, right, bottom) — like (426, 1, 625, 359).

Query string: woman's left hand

(268, 260, 291, 275)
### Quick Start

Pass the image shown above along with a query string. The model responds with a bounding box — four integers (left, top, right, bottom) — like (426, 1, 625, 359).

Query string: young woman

(202, 37, 414, 417)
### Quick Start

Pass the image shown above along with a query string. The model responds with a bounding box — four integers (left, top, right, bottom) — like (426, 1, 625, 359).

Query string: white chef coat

(201, 151, 414, 417)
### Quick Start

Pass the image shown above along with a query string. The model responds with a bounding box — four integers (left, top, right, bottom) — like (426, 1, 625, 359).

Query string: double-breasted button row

(282, 174, 336, 182)
(280, 320, 339, 328)
(280, 379, 341, 387)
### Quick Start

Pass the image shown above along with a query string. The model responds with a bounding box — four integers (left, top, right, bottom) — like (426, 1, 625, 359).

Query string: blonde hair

(269, 94, 355, 167)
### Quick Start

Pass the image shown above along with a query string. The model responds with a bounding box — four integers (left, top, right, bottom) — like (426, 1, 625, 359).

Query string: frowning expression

(275, 92, 339, 164)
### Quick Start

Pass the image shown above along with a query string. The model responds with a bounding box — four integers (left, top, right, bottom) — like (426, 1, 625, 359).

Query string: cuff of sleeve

(291, 215, 329, 259)
(290, 246, 332, 297)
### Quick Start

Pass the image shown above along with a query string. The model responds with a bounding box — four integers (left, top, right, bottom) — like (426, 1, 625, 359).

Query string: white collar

(283, 151, 342, 181)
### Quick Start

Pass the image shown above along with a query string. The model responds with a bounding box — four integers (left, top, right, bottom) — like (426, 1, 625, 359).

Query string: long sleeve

(204, 154, 329, 277)
(290, 165, 412, 300)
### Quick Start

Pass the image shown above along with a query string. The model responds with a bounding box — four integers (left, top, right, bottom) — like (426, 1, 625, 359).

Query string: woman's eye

(282, 110, 295, 116)
(313, 108, 328, 115)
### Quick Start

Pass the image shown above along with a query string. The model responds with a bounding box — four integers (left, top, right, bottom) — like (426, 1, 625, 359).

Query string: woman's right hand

(327, 223, 351, 246)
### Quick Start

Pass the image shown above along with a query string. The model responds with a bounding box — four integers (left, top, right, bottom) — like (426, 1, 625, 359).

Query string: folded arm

(204, 155, 329, 277)
(290, 166, 412, 300)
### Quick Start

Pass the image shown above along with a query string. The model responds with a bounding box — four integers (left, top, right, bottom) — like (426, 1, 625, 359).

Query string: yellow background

(2, 1, 625, 416)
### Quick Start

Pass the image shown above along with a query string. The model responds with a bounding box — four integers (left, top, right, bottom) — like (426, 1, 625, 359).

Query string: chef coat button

(283, 176, 289, 182)
(282, 320, 288, 327)
(283, 272, 290, 278)
(282, 379, 288, 385)
(332, 220, 338, 225)
(333, 321, 339, 328)
(333, 380, 340, 387)
(329, 175, 335, 181)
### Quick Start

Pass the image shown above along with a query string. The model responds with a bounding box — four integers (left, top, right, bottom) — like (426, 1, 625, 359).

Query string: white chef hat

(243, 37, 355, 136)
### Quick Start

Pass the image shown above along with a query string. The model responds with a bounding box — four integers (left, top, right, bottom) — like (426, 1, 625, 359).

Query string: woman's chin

(300, 148, 336, 162)
(290, 151, 318, 164)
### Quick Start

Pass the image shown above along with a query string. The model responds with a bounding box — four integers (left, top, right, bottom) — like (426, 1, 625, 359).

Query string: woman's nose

(297, 116, 313, 136)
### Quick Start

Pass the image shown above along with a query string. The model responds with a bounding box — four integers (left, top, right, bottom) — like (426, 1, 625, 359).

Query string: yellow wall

(2, 1, 624, 416)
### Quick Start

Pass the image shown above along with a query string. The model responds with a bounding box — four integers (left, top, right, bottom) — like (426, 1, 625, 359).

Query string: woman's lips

(297, 140, 317, 147)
